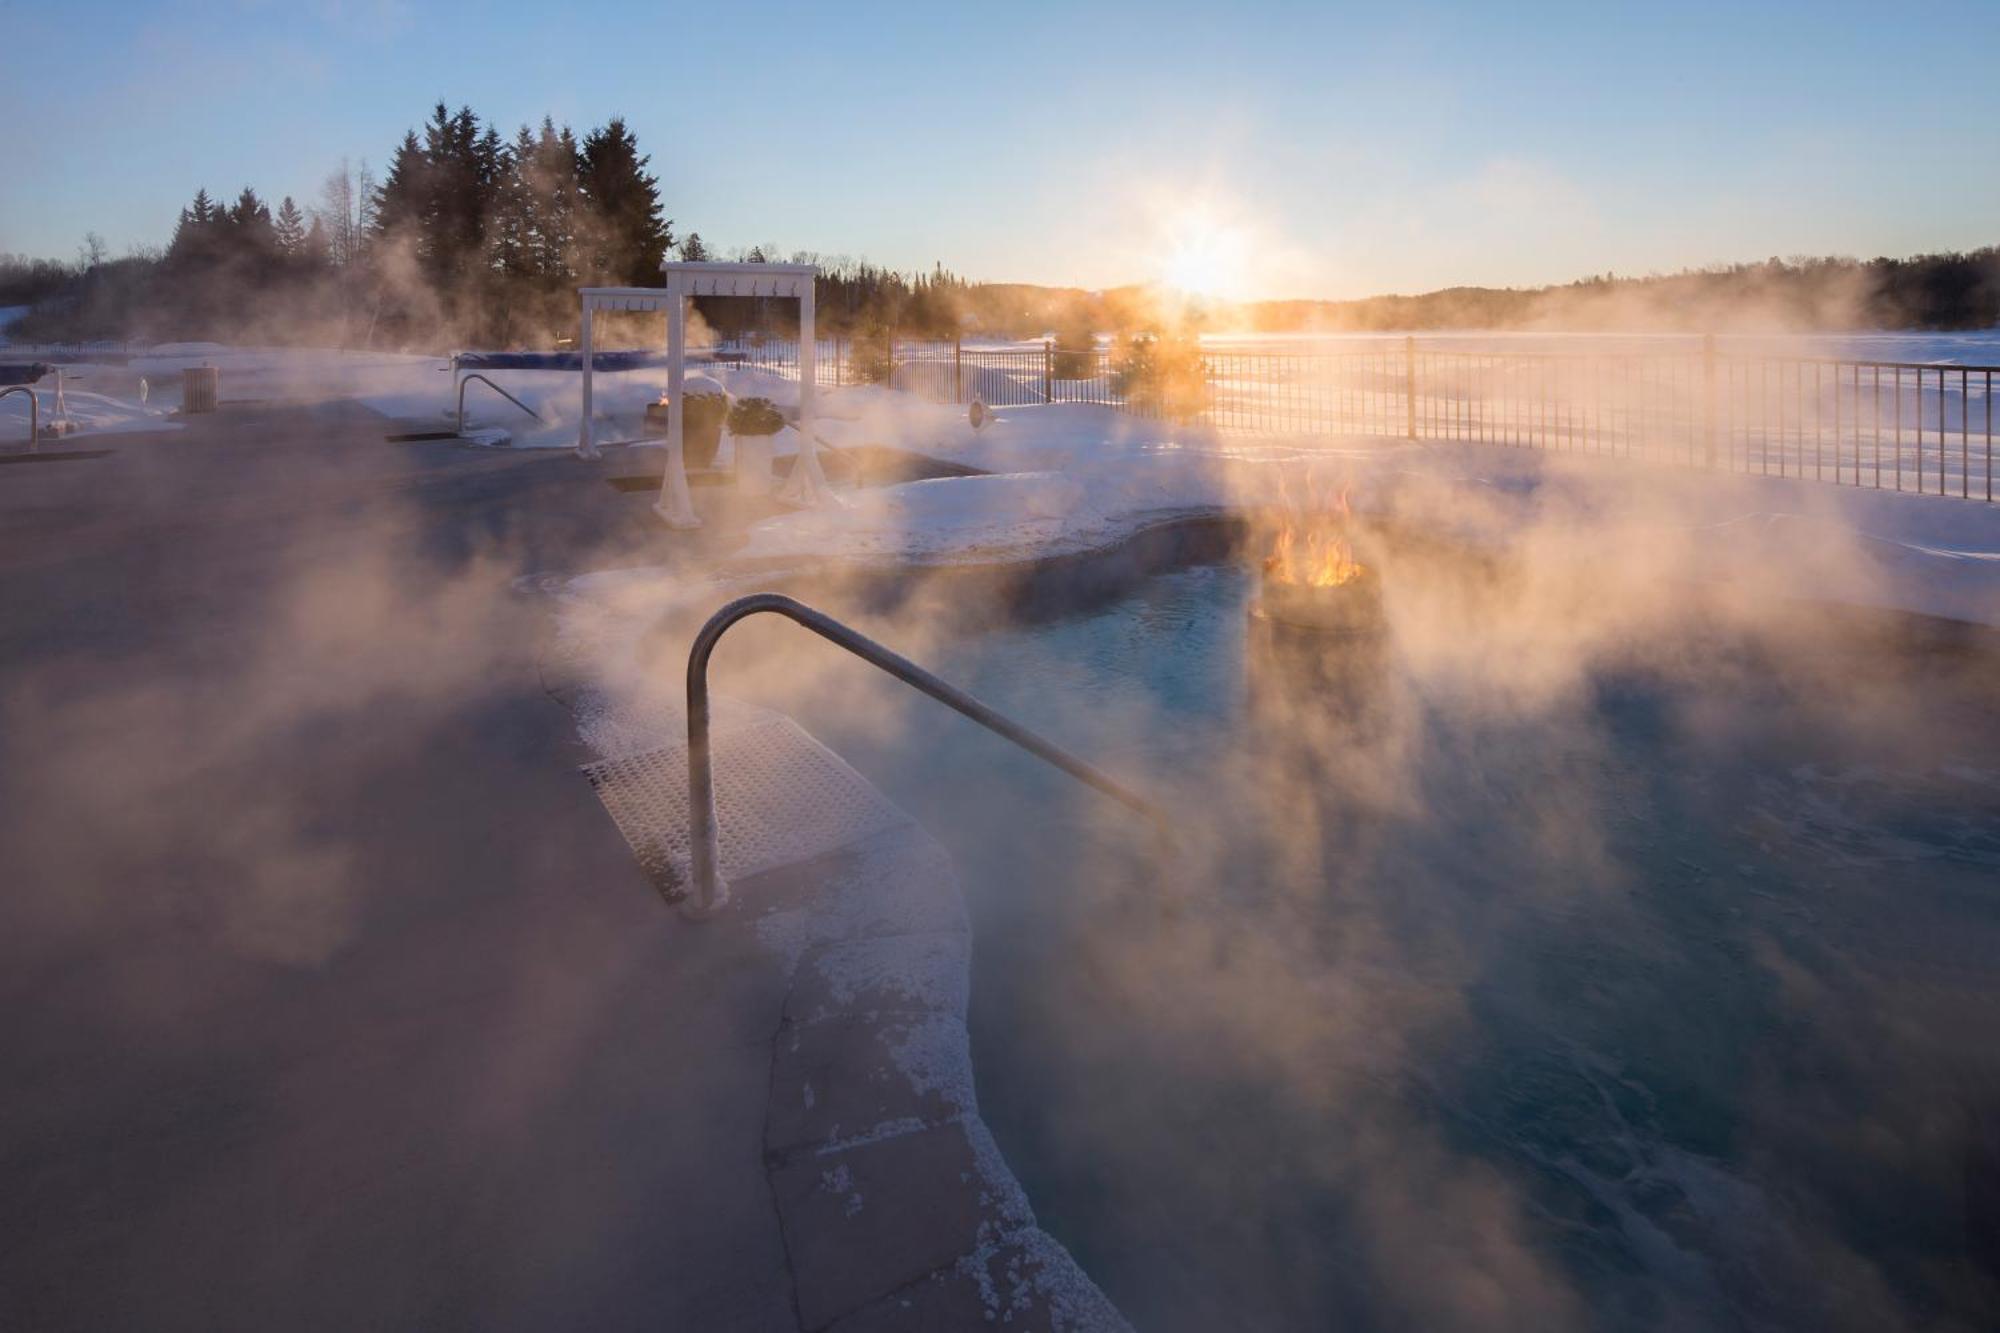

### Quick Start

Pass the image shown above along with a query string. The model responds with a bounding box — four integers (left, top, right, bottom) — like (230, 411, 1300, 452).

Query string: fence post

(1043, 340, 1054, 403)
(1404, 335, 1417, 440)
(1701, 333, 1717, 468)
(954, 336, 963, 404)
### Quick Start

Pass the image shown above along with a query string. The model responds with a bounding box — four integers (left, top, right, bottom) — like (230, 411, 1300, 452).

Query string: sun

(1158, 215, 1250, 301)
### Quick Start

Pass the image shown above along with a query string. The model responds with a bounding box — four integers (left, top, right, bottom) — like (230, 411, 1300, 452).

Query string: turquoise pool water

(754, 562, 2000, 1331)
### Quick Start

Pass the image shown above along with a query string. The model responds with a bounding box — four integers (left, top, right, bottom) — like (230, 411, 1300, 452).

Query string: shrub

(1051, 320, 1096, 379)
(847, 315, 895, 385)
(726, 396, 785, 436)
(1111, 331, 1208, 421)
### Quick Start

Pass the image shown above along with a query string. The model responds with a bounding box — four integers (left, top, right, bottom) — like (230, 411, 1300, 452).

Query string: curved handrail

(686, 592, 1168, 913)
(1, 386, 37, 450)
(456, 373, 543, 435)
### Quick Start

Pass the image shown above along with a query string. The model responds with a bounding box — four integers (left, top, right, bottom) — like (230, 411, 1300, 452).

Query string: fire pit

(1246, 485, 1388, 729)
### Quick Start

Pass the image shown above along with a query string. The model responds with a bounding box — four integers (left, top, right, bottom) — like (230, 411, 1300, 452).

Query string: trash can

(183, 366, 219, 414)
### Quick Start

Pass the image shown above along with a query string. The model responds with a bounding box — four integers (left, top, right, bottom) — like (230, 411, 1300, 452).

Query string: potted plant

(682, 389, 728, 470)
(726, 395, 786, 487)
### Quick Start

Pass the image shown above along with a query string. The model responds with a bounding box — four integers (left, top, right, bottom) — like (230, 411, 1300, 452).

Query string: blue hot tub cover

(454, 350, 672, 373)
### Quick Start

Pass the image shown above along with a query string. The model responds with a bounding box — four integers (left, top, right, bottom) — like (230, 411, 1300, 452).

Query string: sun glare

(1158, 215, 1250, 301)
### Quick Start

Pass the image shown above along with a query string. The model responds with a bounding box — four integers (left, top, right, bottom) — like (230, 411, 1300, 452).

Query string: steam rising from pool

(596, 452, 1997, 1332)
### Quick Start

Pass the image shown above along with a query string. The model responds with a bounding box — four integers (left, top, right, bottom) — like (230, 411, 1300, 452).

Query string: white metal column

(656, 275, 698, 528)
(575, 303, 596, 457)
(776, 281, 833, 508)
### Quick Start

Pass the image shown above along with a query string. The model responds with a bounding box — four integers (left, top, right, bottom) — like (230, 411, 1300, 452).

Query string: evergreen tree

(485, 125, 539, 283)
(273, 196, 307, 255)
(373, 131, 429, 253)
(166, 189, 219, 266)
(408, 103, 500, 291)
(301, 215, 331, 266)
(679, 232, 708, 263)
(227, 187, 278, 266)
(578, 116, 673, 285)
(525, 119, 581, 285)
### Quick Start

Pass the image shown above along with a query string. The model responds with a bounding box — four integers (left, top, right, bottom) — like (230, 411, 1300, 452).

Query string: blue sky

(4, 0, 1996, 299)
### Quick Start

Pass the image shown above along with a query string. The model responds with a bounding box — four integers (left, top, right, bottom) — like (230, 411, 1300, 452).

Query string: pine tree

(486, 125, 538, 283)
(578, 116, 673, 285)
(373, 131, 429, 252)
(273, 196, 306, 255)
(228, 187, 277, 262)
(301, 215, 331, 266)
(679, 232, 709, 263)
(544, 120, 581, 276)
(167, 189, 219, 265)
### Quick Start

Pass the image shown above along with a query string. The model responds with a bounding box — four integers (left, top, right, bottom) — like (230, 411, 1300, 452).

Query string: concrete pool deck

(0, 403, 1127, 1330)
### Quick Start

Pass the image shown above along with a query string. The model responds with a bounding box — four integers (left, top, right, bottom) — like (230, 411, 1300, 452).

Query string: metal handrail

(1, 386, 36, 450)
(455, 373, 543, 435)
(685, 592, 1168, 914)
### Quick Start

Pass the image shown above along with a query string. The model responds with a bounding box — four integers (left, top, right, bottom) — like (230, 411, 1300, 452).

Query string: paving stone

(825, 1227, 1134, 1333)
(767, 1011, 975, 1156)
(797, 825, 970, 946)
(770, 1117, 1031, 1331)
(752, 841, 968, 975)
(785, 932, 970, 1027)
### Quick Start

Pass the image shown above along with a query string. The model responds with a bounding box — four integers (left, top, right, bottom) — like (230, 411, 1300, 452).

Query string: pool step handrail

(685, 592, 1169, 914)
(2, 385, 37, 449)
(455, 372, 543, 435)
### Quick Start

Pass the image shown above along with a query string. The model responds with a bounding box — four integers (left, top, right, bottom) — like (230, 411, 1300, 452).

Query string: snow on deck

(7, 338, 1993, 628)
(710, 397, 2000, 629)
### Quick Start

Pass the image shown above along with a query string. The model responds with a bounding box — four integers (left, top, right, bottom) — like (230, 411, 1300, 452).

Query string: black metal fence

(715, 336, 1998, 502)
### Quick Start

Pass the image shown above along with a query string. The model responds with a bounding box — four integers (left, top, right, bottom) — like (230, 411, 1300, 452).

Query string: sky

(3, 0, 1997, 301)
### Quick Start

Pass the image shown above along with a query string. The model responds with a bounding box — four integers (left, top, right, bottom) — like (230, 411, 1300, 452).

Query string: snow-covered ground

(0, 370, 179, 439)
(4, 335, 1996, 635)
(551, 392, 2000, 729)
(0, 345, 767, 447)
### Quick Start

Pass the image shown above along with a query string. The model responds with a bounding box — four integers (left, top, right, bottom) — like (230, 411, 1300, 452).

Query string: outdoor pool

(725, 542, 2000, 1332)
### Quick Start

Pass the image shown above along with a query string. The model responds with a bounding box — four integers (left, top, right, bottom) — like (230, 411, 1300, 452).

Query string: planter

(183, 366, 219, 414)
(683, 392, 726, 470)
(733, 430, 777, 489)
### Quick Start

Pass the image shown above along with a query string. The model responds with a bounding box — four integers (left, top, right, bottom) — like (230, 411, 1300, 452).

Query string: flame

(1264, 471, 1366, 588)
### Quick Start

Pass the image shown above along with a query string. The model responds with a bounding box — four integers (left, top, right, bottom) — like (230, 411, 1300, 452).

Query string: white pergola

(576, 261, 831, 528)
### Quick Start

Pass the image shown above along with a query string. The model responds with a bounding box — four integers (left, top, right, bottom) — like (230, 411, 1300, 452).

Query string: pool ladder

(1, 386, 36, 448)
(685, 593, 1169, 914)
(455, 373, 543, 436)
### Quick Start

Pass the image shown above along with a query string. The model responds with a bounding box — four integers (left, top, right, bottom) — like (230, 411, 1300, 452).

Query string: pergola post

(776, 278, 833, 508)
(657, 273, 697, 528)
(576, 302, 596, 457)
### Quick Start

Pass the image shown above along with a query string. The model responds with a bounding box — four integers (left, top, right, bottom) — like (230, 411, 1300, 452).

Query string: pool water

(742, 562, 2000, 1332)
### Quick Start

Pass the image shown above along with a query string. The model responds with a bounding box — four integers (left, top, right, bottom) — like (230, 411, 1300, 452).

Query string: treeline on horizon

(0, 102, 994, 351)
(1247, 249, 2000, 334)
(2, 100, 1995, 347)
